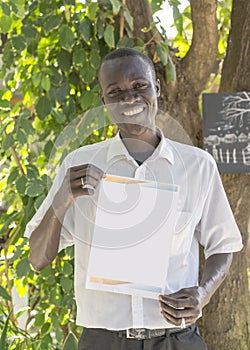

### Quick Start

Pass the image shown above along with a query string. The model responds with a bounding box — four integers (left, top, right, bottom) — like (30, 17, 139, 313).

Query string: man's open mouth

(123, 107, 144, 116)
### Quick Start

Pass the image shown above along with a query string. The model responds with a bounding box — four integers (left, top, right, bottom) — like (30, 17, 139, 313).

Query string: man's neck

(119, 127, 160, 162)
(120, 129, 160, 153)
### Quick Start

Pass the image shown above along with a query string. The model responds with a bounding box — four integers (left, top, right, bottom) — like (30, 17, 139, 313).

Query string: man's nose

(120, 90, 139, 104)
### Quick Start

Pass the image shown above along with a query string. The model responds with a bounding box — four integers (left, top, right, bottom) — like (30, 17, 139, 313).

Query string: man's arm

(159, 252, 233, 326)
(29, 164, 104, 271)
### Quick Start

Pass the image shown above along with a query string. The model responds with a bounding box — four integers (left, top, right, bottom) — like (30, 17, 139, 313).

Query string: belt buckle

(126, 328, 148, 340)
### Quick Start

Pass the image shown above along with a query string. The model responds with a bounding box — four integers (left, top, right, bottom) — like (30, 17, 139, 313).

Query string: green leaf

(16, 258, 31, 278)
(50, 287, 62, 306)
(87, 2, 98, 20)
(16, 128, 27, 144)
(12, 2, 25, 18)
(60, 276, 73, 292)
(0, 312, 11, 350)
(27, 40, 38, 55)
(0, 98, 10, 109)
(34, 194, 46, 210)
(47, 275, 56, 285)
(7, 167, 19, 185)
(43, 14, 62, 35)
(56, 328, 64, 343)
(2, 133, 14, 150)
(20, 109, 31, 118)
(61, 261, 73, 275)
(63, 332, 78, 350)
(12, 35, 26, 51)
(41, 322, 50, 335)
(51, 109, 66, 124)
(26, 181, 44, 197)
(69, 71, 80, 85)
(124, 7, 134, 31)
(34, 313, 45, 327)
(96, 18, 104, 38)
(21, 119, 35, 135)
(57, 49, 72, 72)
(166, 55, 176, 82)
(73, 47, 86, 67)
(50, 67, 64, 86)
(56, 82, 70, 103)
(44, 140, 54, 158)
(0, 286, 11, 301)
(104, 24, 115, 48)
(59, 24, 75, 51)
(41, 75, 51, 92)
(150, 0, 165, 14)
(79, 18, 92, 42)
(117, 36, 134, 48)
(36, 95, 52, 119)
(26, 164, 40, 178)
(32, 72, 41, 87)
(22, 24, 37, 39)
(89, 49, 101, 70)
(110, 0, 121, 14)
(22, 197, 35, 227)
(156, 43, 169, 66)
(79, 91, 95, 110)
(62, 97, 75, 118)
(1, 3, 10, 16)
(0, 15, 12, 33)
(79, 65, 96, 84)
(173, 5, 183, 35)
(16, 175, 27, 195)
(51, 311, 59, 328)
(40, 265, 53, 277)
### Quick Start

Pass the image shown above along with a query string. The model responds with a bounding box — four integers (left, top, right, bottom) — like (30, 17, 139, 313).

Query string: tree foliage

(0, 0, 135, 348)
(0, 0, 178, 347)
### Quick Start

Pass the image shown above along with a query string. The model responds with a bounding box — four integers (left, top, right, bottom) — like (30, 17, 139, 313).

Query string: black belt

(106, 326, 190, 340)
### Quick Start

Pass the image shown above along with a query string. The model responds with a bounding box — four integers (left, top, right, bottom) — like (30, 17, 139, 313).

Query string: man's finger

(159, 295, 193, 309)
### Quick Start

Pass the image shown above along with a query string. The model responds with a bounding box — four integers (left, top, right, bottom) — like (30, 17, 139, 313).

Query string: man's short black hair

(98, 47, 156, 81)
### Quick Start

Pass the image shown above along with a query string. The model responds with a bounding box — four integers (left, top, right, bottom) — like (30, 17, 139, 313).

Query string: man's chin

(118, 123, 153, 137)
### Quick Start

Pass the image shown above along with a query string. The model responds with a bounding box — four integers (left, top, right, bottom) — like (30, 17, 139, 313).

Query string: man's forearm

(199, 252, 233, 305)
(29, 204, 68, 270)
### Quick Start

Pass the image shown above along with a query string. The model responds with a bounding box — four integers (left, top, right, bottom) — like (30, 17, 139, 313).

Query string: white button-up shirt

(24, 129, 243, 330)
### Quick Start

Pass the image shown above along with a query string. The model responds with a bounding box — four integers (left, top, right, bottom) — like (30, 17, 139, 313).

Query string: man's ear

(155, 79, 161, 97)
(99, 89, 105, 104)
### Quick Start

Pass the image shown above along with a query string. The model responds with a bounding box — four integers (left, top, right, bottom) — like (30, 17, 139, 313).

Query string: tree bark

(201, 1, 250, 349)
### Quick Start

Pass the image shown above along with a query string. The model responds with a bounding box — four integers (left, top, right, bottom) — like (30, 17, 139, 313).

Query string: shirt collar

(106, 128, 174, 165)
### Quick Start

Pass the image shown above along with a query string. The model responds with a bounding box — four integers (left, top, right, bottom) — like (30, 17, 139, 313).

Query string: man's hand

(159, 286, 209, 326)
(159, 253, 233, 327)
(29, 164, 104, 270)
(53, 164, 104, 213)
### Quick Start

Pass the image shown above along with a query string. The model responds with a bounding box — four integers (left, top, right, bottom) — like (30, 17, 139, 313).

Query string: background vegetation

(0, 0, 249, 349)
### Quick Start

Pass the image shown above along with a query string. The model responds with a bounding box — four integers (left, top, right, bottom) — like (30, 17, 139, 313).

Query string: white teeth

(123, 107, 143, 116)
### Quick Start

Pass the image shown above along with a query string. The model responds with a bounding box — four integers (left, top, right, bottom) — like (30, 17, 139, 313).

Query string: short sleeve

(196, 163, 243, 259)
(24, 158, 74, 251)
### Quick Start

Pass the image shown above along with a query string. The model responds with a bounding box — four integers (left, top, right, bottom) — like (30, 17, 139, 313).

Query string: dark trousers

(78, 324, 207, 350)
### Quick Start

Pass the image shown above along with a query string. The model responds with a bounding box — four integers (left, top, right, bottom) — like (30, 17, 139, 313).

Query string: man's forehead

(100, 56, 153, 82)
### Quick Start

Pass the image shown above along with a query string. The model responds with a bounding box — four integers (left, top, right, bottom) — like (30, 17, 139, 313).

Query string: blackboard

(202, 92, 250, 173)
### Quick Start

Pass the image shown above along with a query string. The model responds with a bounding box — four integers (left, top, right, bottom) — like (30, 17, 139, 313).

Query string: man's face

(99, 55, 160, 138)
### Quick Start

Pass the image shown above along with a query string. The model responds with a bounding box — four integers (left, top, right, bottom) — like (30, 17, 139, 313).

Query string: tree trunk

(127, 0, 218, 147)
(202, 1, 250, 349)
(126, 0, 250, 348)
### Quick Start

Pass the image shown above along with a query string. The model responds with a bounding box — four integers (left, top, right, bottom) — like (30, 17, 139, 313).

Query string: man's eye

(134, 83, 147, 89)
(108, 88, 121, 95)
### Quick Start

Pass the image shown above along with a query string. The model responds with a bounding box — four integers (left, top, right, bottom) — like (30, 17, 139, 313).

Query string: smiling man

(25, 48, 243, 350)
